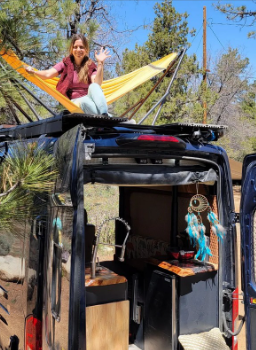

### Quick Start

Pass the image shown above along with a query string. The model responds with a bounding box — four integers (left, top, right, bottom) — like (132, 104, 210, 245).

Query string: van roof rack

(173, 122, 227, 129)
(0, 112, 227, 142)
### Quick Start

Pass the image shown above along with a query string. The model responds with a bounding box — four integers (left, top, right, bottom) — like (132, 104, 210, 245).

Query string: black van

(0, 112, 252, 350)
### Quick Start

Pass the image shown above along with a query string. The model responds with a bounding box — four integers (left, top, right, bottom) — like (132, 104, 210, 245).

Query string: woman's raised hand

(95, 47, 111, 64)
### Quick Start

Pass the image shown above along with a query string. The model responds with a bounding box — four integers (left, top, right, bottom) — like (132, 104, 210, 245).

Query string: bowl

(179, 250, 195, 260)
(169, 251, 180, 260)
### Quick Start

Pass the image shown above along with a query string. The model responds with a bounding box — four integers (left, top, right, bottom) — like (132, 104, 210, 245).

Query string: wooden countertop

(85, 265, 127, 287)
(147, 257, 218, 277)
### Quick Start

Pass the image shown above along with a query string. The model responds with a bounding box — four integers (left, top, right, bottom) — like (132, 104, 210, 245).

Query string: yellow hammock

(0, 48, 178, 114)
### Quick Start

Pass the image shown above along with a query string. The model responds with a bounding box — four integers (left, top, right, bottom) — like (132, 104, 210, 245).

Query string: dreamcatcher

(185, 185, 226, 261)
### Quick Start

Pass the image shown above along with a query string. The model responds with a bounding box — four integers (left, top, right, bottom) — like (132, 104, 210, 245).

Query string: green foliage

(216, 48, 249, 80)
(215, 2, 256, 39)
(84, 184, 119, 260)
(241, 81, 256, 119)
(113, 0, 199, 123)
(0, 56, 55, 123)
(248, 136, 256, 152)
(0, 232, 13, 256)
(0, 0, 125, 123)
(146, 1, 192, 58)
(0, 142, 58, 230)
(203, 47, 256, 160)
(0, 0, 71, 120)
(0, 0, 96, 65)
(218, 131, 256, 162)
(0, 0, 118, 67)
(206, 48, 251, 124)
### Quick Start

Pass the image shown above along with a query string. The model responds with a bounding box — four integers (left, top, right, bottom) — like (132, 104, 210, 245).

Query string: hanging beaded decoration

(185, 189, 226, 261)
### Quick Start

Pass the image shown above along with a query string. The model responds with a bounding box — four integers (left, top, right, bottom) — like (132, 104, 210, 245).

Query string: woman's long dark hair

(69, 34, 93, 83)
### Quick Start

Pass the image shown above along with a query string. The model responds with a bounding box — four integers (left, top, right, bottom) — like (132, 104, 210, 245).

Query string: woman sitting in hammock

(25, 34, 111, 116)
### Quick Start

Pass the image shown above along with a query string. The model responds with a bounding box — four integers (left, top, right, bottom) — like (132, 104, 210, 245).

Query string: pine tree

(113, 0, 198, 124)
(0, 0, 123, 123)
(205, 48, 256, 160)
(215, 3, 256, 39)
(0, 0, 119, 66)
(241, 81, 256, 120)
(0, 143, 57, 230)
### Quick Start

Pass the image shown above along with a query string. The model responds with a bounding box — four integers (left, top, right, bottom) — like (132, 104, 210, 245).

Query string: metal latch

(230, 212, 240, 224)
(84, 143, 95, 160)
(134, 305, 142, 324)
(233, 213, 240, 224)
(234, 212, 240, 224)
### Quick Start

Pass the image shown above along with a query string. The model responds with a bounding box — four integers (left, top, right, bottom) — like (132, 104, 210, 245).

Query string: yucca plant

(0, 142, 58, 230)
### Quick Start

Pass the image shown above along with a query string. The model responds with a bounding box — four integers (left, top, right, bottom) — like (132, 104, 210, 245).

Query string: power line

(195, 35, 203, 55)
(190, 23, 203, 45)
(207, 23, 226, 50)
(187, 24, 203, 55)
(208, 72, 256, 79)
(209, 21, 254, 28)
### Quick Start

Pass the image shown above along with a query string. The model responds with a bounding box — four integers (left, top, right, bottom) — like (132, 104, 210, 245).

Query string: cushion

(178, 328, 229, 350)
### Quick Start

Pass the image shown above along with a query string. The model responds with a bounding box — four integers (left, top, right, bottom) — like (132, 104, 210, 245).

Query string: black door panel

(240, 155, 256, 350)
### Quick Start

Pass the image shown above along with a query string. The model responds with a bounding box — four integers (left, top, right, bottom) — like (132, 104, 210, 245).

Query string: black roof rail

(0, 112, 130, 140)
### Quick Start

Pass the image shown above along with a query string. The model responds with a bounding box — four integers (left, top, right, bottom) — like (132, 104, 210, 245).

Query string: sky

(110, 0, 256, 78)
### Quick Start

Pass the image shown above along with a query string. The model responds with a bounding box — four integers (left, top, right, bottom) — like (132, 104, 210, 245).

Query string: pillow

(178, 328, 229, 350)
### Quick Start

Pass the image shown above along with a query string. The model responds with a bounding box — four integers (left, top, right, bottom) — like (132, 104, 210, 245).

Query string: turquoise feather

(207, 211, 225, 242)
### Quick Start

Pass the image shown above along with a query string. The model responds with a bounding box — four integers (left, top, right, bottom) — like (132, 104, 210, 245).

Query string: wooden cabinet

(86, 300, 129, 350)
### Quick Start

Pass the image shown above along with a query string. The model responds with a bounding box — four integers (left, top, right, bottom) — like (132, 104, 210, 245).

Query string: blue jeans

(72, 83, 108, 115)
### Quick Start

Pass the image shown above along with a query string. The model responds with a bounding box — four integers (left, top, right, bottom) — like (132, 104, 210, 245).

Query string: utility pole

(203, 6, 207, 124)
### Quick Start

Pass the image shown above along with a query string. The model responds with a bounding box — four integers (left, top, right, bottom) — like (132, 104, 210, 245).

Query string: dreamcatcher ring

(189, 194, 210, 213)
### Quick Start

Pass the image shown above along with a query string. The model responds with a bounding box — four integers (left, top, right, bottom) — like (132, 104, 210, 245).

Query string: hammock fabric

(0, 48, 178, 114)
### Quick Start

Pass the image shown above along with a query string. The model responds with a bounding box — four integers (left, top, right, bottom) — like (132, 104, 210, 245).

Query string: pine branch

(1, 31, 24, 58)
(0, 181, 20, 199)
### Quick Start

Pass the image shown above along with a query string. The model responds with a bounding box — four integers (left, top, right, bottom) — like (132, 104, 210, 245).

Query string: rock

(0, 255, 25, 282)
(62, 255, 71, 280)
(27, 268, 37, 300)
(62, 250, 69, 263)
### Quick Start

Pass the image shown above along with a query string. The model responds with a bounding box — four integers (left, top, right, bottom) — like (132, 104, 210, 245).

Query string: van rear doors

(240, 154, 256, 350)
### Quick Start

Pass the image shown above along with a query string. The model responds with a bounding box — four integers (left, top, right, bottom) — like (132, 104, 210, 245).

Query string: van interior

(83, 177, 220, 350)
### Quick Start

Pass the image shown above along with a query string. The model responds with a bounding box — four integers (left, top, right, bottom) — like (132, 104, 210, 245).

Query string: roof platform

(0, 111, 227, 142)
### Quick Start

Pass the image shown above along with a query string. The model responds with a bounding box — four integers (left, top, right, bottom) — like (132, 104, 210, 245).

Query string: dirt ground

(234, 187, 246, 350)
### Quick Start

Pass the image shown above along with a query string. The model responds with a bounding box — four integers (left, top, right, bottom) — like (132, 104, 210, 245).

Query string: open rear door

(240, 154, 256, 350)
